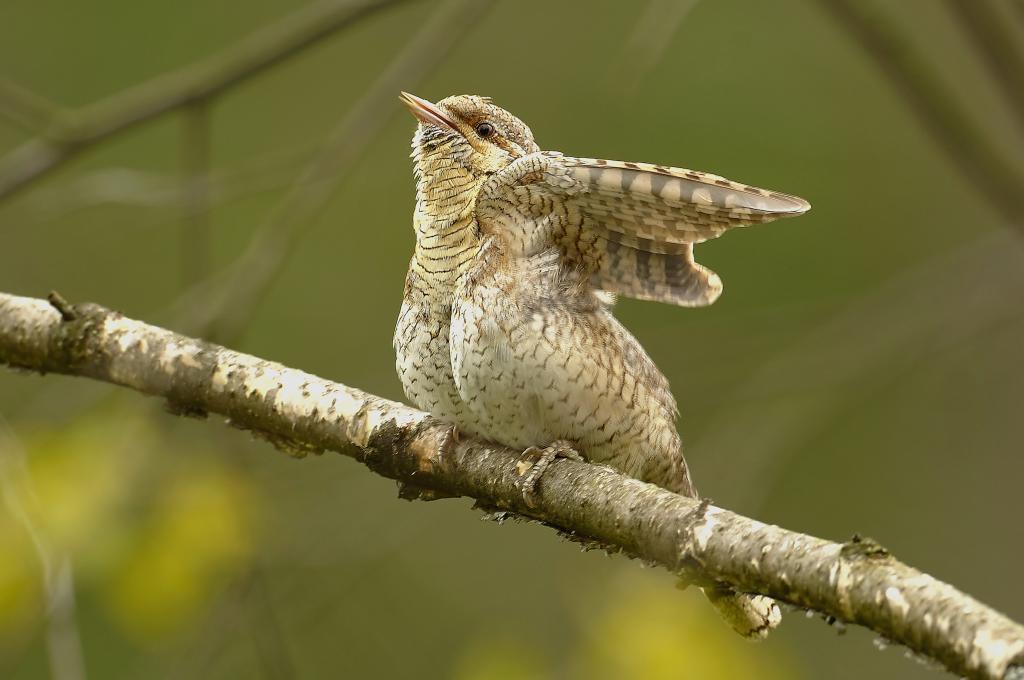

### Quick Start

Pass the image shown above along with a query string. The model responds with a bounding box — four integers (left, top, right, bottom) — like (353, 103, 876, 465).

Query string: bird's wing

(475, 152, 810, 307)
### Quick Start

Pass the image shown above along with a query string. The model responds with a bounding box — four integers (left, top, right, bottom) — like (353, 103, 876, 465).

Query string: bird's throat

(411, 164, 484, 289)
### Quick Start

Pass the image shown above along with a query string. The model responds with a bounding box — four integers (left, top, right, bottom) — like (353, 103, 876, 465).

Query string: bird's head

(401, 92, 539, 182)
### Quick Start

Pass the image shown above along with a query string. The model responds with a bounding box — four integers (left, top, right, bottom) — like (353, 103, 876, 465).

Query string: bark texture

(1, 292, 1022, 679)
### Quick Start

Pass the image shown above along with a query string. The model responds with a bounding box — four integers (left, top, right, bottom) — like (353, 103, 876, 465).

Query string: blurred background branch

(0, 0, 497, 436)
(0, 0, 417, 201)
(0, 81, 65, 137)
(697, 229, 1024, 511)
(817, 0, 1024, 225)
(18, 147, 316, 221)
(610, 0, 701, 97)
(176, 0, 497, 345)
(944, 0, 1024, 137)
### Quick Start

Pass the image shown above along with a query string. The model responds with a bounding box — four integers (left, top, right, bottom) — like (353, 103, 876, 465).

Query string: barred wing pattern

(475, 152, 810, 307)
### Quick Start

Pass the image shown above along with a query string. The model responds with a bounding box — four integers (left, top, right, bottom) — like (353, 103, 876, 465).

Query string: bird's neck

(410, 160, 484, 289)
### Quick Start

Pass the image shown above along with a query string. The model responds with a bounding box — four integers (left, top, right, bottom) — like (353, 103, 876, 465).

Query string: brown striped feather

(475, 152, 809, 307)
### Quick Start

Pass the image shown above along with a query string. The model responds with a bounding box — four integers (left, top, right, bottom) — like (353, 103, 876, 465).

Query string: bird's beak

(399, 92, 459, 132)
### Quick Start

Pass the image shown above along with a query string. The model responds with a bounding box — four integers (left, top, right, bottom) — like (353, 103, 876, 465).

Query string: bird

(394, 92, 810, 638)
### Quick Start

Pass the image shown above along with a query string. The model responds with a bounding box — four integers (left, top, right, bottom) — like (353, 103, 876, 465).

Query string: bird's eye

(475, 122, 496, 139)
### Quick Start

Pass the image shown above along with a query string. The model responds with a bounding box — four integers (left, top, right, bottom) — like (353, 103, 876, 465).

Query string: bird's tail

(702, 586, 781, 639)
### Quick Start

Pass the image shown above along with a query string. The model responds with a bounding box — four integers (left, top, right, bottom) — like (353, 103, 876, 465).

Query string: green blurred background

(1, 0, 1022, 678)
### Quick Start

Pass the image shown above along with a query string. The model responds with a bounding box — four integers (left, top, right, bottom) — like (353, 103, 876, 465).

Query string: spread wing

(475, 152, 810, 307)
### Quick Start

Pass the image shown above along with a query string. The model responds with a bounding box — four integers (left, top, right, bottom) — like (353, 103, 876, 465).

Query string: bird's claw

(516, 440, 583, 508)
(434, 424, 460, 468)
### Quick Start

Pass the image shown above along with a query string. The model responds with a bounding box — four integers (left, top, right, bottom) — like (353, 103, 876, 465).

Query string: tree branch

(1, 291, 1022, 680)
(0, 0, 417, 201)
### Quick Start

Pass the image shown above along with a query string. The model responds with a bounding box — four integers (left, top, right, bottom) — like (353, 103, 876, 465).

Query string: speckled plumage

(394, 93, 808, 494)
(449, 239, 693, 493)
(393, 93, 808, 637)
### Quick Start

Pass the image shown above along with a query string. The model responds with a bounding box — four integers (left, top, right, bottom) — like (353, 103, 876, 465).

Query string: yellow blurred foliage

(23, 414, 152, 560)
(1, 408, 257, 643)
(452, 570, 799, 680)
(571, 572, 798, 680)
(104, 461, 254, 639)
(0, 515, 41, 636)
(452, 636, 549, 680)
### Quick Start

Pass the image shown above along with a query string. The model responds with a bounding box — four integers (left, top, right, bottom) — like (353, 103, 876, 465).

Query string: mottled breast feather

(449, 236, 693, 496)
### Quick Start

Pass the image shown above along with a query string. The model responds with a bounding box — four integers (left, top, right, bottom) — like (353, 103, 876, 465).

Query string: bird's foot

(436, 423, 461, 466)
(516, 440, 583, 509)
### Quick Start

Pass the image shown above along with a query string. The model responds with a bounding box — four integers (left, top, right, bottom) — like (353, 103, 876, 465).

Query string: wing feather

(475, 151, 809, 307)
(593, 239, 722, 307)
(559, 156, 809, 245)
